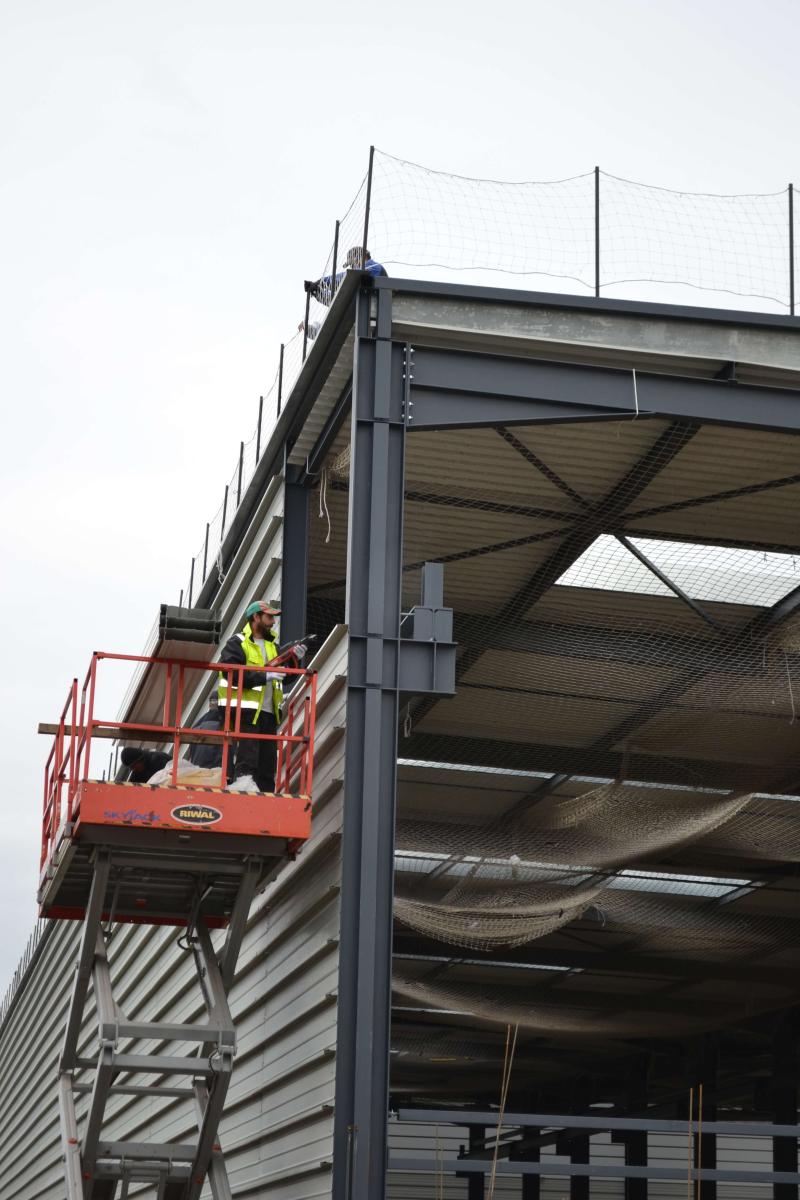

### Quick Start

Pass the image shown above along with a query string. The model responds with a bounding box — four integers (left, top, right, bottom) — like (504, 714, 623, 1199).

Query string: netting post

(236, 440, 244, 506)
(362, 144, 375, 268)
(302, 283, 312, 361)
(221, 483, 229, 541)
(256, 394, 264, 462)
(277, 342, 285, 415)
(188, 558, 194, 608)
(202, 521, 209, 583)
(594, 166, 600, 297)
(178, 588, 183, 607)
(789, 183, 795, 316)
(332, 218, 340, 301)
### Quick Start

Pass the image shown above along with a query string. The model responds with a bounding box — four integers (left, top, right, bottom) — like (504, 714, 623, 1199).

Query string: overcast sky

(1, 0, 798, 990)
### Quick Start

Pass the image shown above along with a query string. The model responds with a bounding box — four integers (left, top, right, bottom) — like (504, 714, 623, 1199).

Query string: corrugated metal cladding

(387, 1124, 773, 1198)
(0, 470, 347, 1200)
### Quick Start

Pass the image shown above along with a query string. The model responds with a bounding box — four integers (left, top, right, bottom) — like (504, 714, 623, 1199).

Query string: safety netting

(181, 148, 798, 610)
(366, 151, 796, 310)
(382, 414, 800, 984)
(392, 973, 717, 1039)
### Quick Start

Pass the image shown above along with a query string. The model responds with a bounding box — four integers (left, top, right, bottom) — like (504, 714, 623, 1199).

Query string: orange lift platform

(37, 649, 317, 1200)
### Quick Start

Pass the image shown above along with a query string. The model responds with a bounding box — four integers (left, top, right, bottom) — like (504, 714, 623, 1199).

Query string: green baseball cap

(245, 600, 281, 619)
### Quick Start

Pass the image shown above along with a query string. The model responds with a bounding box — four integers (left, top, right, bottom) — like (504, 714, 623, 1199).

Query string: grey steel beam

(373, 274, 800, 331)
(332, 285, 405, 1200)
(614, 532, 721, 631)
(401, 729, 770, 791)
(395, 1108, 800, 1137)
(280, 462, 310, 646)
(303, 385, 352, 480)
(407, 347, 800, 433)
(312, 597, 782, 678)
(388, 1157, 800, 1184)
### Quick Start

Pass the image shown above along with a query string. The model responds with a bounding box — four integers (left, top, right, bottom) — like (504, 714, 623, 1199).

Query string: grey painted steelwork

(333, 287, 405, 1200)
(332, 290, 461, 1200)
(396, 1108, 800, 1138)
(388, 1157, 800, 1185)
(280, 462, 309, 646)
(407, 347, 800, 434)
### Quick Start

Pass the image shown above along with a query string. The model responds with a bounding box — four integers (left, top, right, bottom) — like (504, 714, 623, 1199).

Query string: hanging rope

(319, 467, 332, 545)
(487, 1022, 518, 1199)
(785, 651, 797, 724)
(632, 367, 640, 418)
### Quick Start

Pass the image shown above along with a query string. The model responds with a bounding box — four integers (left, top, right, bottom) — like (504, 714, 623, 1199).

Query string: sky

(0, 0, 798, 991)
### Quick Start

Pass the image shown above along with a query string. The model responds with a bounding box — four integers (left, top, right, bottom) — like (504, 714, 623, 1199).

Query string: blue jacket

(312, 259, 387, 305)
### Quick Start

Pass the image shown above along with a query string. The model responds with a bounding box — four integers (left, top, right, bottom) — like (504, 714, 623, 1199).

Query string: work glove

(294, 643, 308, 662)
(266, 669, 286, 682)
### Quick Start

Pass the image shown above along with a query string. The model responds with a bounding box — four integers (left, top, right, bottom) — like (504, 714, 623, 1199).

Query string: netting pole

(789, 183, 795, 316)
(179, 589, 183, 608)
(302, 283, 312, 361)
(256, 394, 264, 462)
(594, 166, 600, 297)
(277, 343, 285, 415)
(221, 484, 229, 541)
(236, 440, 244, 506)
(362, 144, 375, 267)
(202, 521, 209, 583)
(188, 559, 194, 608)
(332, 218, 340, 300)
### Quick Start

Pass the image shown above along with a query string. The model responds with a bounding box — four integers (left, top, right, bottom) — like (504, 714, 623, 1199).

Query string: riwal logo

(171, 804, 223, 826)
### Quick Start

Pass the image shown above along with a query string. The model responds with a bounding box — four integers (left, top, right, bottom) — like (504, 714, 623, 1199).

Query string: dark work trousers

(227, 706, 278, 792)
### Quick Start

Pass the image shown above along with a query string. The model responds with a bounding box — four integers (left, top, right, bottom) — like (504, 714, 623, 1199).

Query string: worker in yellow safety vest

(218, 600, 286, 794)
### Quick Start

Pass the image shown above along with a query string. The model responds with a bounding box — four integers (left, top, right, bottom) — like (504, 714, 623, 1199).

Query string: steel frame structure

(315, 279, 800, 1199)
(131, 274, 800, 1199)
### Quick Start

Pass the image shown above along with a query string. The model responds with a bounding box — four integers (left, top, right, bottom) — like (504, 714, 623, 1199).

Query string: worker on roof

(309, 245, 387, 306)
(218, 600, 285, 795)
(300, 248, 388, 338)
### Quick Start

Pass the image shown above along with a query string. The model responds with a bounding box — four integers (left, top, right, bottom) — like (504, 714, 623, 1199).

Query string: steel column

(332, 285, 405, 1200)
(280, 461, 310, 646)
(773, 1018, 799, 1200)
(464, 1127, 485, 1199)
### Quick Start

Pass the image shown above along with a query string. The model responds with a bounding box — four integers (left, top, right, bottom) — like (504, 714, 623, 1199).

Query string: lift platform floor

(39, 780, 311, 925)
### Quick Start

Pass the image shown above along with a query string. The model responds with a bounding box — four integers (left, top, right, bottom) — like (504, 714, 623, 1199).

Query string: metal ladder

(57, 848, 262, 1200)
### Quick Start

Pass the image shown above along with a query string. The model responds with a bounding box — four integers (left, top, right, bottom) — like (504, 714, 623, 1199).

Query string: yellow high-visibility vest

(218, 623, 283, 723)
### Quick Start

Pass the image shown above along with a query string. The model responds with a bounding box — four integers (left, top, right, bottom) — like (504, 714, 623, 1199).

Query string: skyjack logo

(171, 804, 223, 826)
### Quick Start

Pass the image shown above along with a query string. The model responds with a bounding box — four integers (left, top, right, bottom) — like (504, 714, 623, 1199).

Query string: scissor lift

(38, 650, 316, 1200)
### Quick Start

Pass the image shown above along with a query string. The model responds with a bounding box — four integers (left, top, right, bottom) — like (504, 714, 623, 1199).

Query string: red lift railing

(41, 651, 317, 870)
